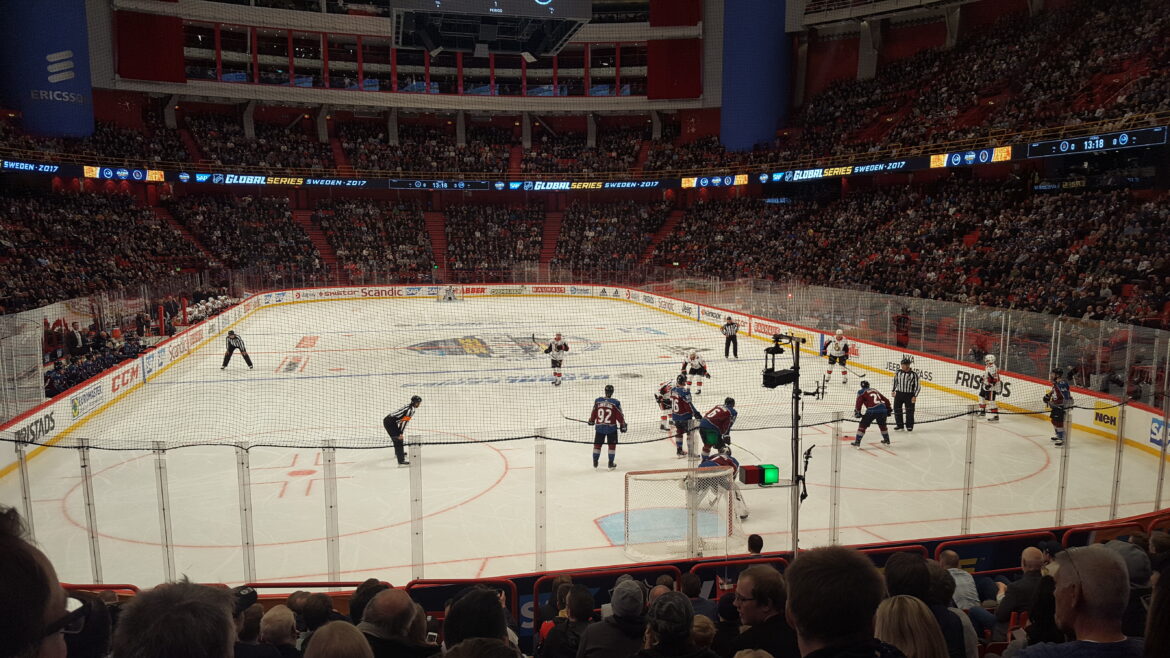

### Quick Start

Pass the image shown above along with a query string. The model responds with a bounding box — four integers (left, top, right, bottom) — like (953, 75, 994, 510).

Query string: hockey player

(979, 354, 1002, 421)
(383, 395, 422, 467)
(852, 381, 892, 448)
(681, 351, 710, 395)
(669, 374, 701, 457)
(544, 333, 569, 386)
(697, 398, 737, 457)
(222, 330, 253, 370)
(654, 379, 674, 431)
(696, 450, 749, 519)
(588, 384, 627, 469)
(1043, 368, 1074, 447)
(439, 285, 460, 302)
(821, 330, 851, 384)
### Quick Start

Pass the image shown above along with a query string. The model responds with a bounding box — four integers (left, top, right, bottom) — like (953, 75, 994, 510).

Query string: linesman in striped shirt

(383, 395, 422, 466)
(892, 357, 921, 431)
(721, 316, 739, 359)
(221, 330, 253, 369)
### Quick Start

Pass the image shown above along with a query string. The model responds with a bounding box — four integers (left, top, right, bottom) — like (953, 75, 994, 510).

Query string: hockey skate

(659, 421, 670, 431)
(842, 376, 848, 385)
(397, 461, 411, 468)
(1053, 439, 1064, 447)
(851, 439, 861, 448)
(608, 462, 617, 470)
(988, 415, 1000, 422)
(881, 438, 891, 445)
(676, 448, 686, 458)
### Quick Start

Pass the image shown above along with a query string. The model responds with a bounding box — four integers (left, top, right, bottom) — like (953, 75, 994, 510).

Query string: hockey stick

(561, 412, 591, 425)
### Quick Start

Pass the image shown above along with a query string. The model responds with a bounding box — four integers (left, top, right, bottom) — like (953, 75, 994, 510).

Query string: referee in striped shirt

(892, 357, 921, 431)
(721, 316, 739, 359)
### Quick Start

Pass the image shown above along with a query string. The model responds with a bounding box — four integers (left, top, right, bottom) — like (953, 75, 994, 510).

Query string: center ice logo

(407, 334, 599, 360)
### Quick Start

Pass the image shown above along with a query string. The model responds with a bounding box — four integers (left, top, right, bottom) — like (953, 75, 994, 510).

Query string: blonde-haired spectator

(259, 605, 300, 658)
(733, 651, 776, 658)
(691, 615, 716, 649)
(874, 595, 948, 658)
(304, 621, 374, 658)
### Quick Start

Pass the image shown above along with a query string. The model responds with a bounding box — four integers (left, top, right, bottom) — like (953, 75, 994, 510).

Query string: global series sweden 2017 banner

(0, 0, 94, 138)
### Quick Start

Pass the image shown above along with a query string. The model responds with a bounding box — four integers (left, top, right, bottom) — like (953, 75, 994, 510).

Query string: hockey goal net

(623, 466, 746, 562)
(435, 285, 464, 302)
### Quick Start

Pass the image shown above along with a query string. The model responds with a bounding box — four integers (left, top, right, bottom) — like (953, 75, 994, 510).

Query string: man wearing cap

(577, 579, 646, 657)
(891, 358, 921, 432)
(637, 591, 718, 657)
(731, 565, 799, 658)
(384, 396, 422, 467)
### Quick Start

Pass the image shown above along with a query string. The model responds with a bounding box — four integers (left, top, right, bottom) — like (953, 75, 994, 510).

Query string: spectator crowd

(444, 204, 544, 275)
(314, 199, 435, 280)
(166, 195, 322, 272)
(552, 200, 672, 273)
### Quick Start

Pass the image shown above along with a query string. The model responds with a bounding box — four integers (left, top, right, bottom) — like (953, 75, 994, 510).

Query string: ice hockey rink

(2, 295, 1164, 587)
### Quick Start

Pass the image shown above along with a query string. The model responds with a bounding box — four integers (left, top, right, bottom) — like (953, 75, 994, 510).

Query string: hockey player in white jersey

(821, 329, 852, 384)
(544, 333, 569, 386)
(979, 354, 1002, 421)
(681, 351, 710, 395)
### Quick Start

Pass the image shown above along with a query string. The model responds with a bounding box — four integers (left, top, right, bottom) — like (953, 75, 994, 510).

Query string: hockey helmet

(688, 350, 698, 359)
(835, 329, 844, 337)
(677, 374, 687, 386)
(411, 395, 423, 405)
(604, 384, 615, 397)
(984, 354, 996, 365)
(724, 397, 735, 408)
(859, 380, 870, 389)
(1051, 367, 1064, 379)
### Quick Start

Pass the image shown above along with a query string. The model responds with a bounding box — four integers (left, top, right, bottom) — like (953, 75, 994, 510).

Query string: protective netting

(623, 466, 745, 562)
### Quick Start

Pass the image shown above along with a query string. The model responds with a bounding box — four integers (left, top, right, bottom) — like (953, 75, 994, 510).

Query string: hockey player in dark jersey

(1043, 368, 1074, 447)
(654, 380, 673, 431)
(544, 333, 569, 386)
(669, 374, 701, 457)
(222, 330, 254, 370)
(852, 381, 892, 448)
(697, 398, 737, 457)
(588, 384, 628, 469)
(383, 395, 422, 466)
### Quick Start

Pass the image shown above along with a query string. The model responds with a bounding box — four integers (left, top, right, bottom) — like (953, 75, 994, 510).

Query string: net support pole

(15, 441, 36, 541)
(152, 441, 177, 582)
(830, 412, 842, 545)
(322, 439, 341, 584)
(1108, 327, 1134, 520)
(955, 308, 965, 361)
(1054, 415, 1074, 528)
(1156, 339, 1170, 512)
(409, 440, 424, 580)
(961, 406, 978, 535)
(535, 429, 547, 572)
(78, 438, 104, 583)
(1003, 313, 1013, 372)
(235, 443, 257, 583)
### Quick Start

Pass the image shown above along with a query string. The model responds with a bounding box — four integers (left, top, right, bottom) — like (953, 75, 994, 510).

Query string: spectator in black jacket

(358, 589, 438, 658)
(578, 579, 645, 658)
(730, 564, 799, 658)
(884, 552, 965, 658)
(537, 585, 593, 658)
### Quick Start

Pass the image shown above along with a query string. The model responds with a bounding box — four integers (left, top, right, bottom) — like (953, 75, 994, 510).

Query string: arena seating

(165, 195, 322, 271)
(551, 200, 672, 272)
(0, 116, 188, 164)
(312, 199, 434, 280)
(0, 191, 206, 315)
(444, 204, 544, 275)
(186, 115, 334, 171)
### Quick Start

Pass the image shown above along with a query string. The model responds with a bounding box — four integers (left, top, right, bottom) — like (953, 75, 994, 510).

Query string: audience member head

(938, 550, 961, 570)
(62, 590, 112, 658)
(873, 595, 948, 658)
(349, 578, 389, 625)
(302, 593, 333, 631)
(110, 580, 235, 658)
(734, 564, 787, 626)
(732, 652, 775, 658)
(655, 574, 676, 589)
(691, 615, 716, 648)
(1104, 539, 1152, 588)
(883, 552, 931, 600)
(286, 591, 310, 615)
(1022, 546, 1045, 573)
(566, 585, 594, 623)
(554, 583, 572, 614)
(361, 588, 416, 638)
(1053, 545, 1129, 635)
(1145, 565, 1170, 658)
(717, 592, 740, 625)
(0, 507, 69, 658)
(648, 585, 672, 605)
(259, 605, 297, 647)
(408, 603, 430, 645)
(926, 561, 957, 608)
(237, 603, 265, 643)
(610, 580, 645, 619)
(444, 637, 521, 657)
(747, 534, 764, 555)
(680, 573, 703, 599)
(645, 591, 695, 649)
(444, 587, 508, 647)
(303, 621, 373, 658)
(785, 546, 886, 651)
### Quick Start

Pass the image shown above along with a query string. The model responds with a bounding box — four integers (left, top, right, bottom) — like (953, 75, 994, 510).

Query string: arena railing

(1, 110, 1166, 181)
(2, 273, 1167, 589)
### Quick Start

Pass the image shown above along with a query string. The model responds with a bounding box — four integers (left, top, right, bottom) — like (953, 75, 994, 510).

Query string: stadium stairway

(508, 145, 523, 176)
(423, 211, 450, 281)
(539, 211, 563, 267)
(632, 140, 651, 175)
(330, 138, 354, 176)
(638, 209, 685, 263)
(153, 206, 218, 266)
(291, 210, 345, 283)
(177, 128, 206, 163)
